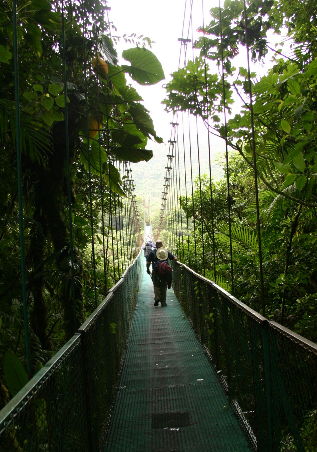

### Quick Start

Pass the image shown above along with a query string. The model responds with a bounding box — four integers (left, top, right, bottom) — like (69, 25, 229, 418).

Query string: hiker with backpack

(146, 240, 177, 307)
(143, 241, 153, 259)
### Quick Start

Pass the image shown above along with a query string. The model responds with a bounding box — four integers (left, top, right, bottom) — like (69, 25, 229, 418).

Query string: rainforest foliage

(164, 0, 317, 341)
(0, 0, 163, 404)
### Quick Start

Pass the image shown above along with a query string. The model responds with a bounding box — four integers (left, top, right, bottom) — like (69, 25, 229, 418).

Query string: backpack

(144, 244, 152, 257)
(156, 260, 173, 288)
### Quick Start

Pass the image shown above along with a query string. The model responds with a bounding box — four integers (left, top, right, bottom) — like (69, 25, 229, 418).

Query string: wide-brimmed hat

(156, 248, 168, 260)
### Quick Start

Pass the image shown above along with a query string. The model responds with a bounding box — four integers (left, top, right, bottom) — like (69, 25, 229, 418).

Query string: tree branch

(202, 118, 317, 208)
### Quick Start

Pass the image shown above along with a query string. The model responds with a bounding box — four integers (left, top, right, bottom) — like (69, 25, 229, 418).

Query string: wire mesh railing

(172, 261, 317, 452)
(0, 252, 142, 452)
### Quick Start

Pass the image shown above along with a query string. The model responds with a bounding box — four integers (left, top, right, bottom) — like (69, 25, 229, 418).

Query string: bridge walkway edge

(103, 263, 252, 451)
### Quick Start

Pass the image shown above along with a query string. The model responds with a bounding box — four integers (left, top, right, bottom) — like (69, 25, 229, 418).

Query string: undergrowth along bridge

(0, 251, 316, 451)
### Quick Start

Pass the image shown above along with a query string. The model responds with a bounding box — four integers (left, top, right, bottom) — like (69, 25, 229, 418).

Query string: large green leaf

(108, 64, 143, 101)
(293, 152, 305, 172)
(3, 351, 28, 397)
(101, 35, 118, 65)
(80, 140, 108, 175)
(108, 64, 127, 92)
(129, 102, 162, 142)
(280, 119, 291, 134)
(282, 173, 297, 189)
(26, 24, 42, 57)
(121, 47, 165, 85)
(295, 175, 306, 191)
(111, 126, 146, 149)
(104, 162, 126, 196)
(111, 146, 153, 163)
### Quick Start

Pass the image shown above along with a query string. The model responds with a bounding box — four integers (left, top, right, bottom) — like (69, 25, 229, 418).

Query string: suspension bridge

(1, 0, 317, 451)
(1, 250, 316, 451)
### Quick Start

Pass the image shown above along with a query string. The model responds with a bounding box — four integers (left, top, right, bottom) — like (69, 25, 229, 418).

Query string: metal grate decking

(103, 264, 252, 451)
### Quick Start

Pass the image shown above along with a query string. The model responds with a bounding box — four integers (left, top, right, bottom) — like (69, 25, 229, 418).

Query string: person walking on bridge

(146, 240, 176, 307)
(143, 240, 153, 259)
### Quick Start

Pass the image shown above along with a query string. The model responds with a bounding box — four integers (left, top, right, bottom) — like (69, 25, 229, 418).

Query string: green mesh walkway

(103, 265, 252, 451)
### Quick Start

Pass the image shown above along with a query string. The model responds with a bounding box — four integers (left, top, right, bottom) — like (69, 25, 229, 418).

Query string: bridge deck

(103, 265, 251, 451)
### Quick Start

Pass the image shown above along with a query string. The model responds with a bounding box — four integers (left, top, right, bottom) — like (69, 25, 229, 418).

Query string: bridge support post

(261, 320, 274, 451)
(79, 329, 95, 452)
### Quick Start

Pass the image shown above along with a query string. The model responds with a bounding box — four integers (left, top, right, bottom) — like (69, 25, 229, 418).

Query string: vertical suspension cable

(127, 166, 135, 261)
(174, 121, 183, 256)
(195, 116, 206, 275)
(98, 12, 112, 293)
(181, 112, 190, 261)
(103, 123, 112, 292)
(187, 112, 197, 265)
(98, 128, 107, 292)
(186, 0, 198, 268)
(243, 0, 265, 314)
(121, 161, 129, 271)
(127, 166, 138, 261)
(170, 134, 178, 251)
(82, 6, 98, 307)
(112, 164, 121, 279)
(104, 3, 115, 285)
(87, 148, 98, 306)
(199, 0, 218, 282)
(218, 0, 234, 292)
(116, 160, 125, 273)
(125, 165, 133, 262)
(157, 0, 189, 241)
(13, 0, 31, 374)
(107, 158, 117, 283)
(189, 5, 206, 275)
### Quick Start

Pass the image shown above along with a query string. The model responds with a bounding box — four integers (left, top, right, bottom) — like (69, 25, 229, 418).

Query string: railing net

(172, 261, 317, 452)
(0, 253, 142, 451)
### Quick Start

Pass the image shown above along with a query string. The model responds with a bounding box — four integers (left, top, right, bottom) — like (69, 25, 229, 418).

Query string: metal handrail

(173, 259, 317, 452)
(175, 260, 317, 350)
(0, 250, 143, 451)
(0, 333, 81, 435)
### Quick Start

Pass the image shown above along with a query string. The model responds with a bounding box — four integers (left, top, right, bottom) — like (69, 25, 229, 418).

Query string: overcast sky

(108, 1, 226, 204)
(109, 0, 214, 139)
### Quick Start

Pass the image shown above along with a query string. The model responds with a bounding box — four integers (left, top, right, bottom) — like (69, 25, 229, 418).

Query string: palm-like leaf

(0, 99, 51, 163)
(218, 223, 258, 252)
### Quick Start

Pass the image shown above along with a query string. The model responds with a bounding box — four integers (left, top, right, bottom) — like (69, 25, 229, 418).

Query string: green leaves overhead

(280, 119, 291, 134)
(128, 102, 163, 142)
(104, 162, 126, 196)
(163, 0, 317, 209)
(48, 83, 63, 96)
(122, 47, 165, 85)
(164, 58, 227, 117)
(112, 124, 147, 149)
(106, 58, 163, 144)
(112, 146, 153, 163)
(293, 152, 305, 172)
(80, 141, 125, 196)
(80, 139, 107, 175)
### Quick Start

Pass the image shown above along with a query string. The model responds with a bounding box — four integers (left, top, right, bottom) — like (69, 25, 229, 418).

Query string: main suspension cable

(13, 0, 31, 374)
(218, 0, 234, 292)
(243, 0, 265, 314)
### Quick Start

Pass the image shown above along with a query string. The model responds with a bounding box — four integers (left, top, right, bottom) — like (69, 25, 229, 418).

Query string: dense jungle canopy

(0, 0, 317, 418)
(0, 0, 164, 403)
(161, 0, 317, 343)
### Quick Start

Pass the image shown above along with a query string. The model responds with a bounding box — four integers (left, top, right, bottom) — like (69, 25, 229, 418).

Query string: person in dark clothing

(146, 240, 176, 307)
(143, 241, 153, 258)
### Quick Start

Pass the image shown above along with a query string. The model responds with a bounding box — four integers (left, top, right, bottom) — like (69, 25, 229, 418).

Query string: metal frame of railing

(172, 261, 317, 452)
(0, 252, 143, 451)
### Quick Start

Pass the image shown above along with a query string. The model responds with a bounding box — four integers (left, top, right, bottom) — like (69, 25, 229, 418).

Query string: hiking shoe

(161, 302, 167, 307)
(154, 300, 159, 306)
